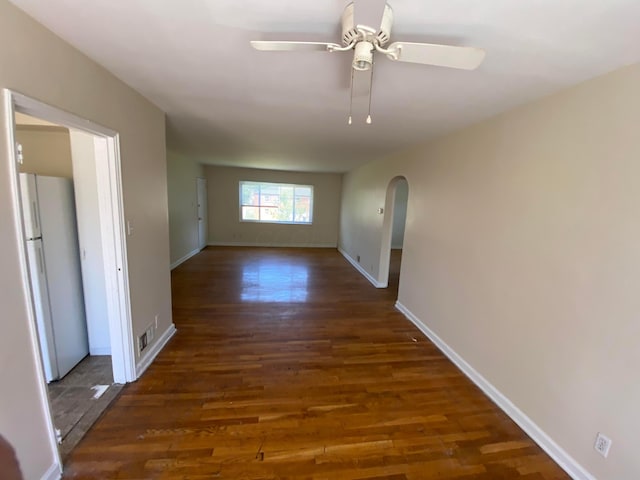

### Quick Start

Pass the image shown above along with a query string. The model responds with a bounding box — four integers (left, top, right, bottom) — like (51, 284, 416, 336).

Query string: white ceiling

(10, 0, 640, 172)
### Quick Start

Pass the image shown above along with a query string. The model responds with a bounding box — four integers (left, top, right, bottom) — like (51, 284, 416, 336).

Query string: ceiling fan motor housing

(341, 2, 393, 47)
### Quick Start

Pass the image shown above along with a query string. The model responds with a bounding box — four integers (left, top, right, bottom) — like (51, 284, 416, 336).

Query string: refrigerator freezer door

(25, 239, 58, 382)
(19, 173, 41, 239)
(37, 175, 89, 378)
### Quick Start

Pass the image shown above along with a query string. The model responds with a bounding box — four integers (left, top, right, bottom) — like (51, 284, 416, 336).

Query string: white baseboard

(170, 247, 202, 270)
(89, 346, 111, 356)
(394, 301, 595, 480)
(41, 462, 62, 480)
(338, 247, 385, 288)
(135, 323, 176, 378)
(208, 242, 336, 248)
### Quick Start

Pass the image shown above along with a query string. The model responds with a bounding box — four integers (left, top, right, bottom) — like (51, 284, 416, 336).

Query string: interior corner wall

(338, 63, 640, 480)
(0, 1, 172, 478)
(16, 125, 73, 177)
(205, 165, 342, 248)
(167, 151, 204, 267)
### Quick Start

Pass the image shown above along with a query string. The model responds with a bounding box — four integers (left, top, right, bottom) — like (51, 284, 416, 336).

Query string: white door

(196, 177, 207, 249)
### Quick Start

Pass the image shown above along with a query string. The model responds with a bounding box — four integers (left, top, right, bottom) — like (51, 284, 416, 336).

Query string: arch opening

(378, 176, 408, 297)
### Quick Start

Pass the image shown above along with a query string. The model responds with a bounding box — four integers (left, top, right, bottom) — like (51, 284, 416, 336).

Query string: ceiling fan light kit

(352, 41, 374, 71)
(251, 1, 485, 124)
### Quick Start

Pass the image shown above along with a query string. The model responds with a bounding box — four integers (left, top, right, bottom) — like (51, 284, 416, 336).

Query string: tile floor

(47, 355, 123, 459)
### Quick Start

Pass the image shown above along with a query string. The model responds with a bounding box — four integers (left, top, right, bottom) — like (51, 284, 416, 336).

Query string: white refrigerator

(20, 173, 89, 382)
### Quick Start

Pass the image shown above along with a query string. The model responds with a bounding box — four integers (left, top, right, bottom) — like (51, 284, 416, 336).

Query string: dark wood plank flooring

(63, 247, 569, 479)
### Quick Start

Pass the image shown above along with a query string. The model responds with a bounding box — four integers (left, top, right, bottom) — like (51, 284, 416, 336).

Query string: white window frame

(239, 181, 314, 225)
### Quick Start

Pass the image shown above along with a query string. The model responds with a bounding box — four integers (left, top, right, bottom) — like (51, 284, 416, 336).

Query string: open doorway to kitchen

(4, 91, 135, 463)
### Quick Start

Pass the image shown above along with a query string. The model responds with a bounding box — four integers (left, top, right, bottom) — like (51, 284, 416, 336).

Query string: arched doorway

(378, 176, 408, 297)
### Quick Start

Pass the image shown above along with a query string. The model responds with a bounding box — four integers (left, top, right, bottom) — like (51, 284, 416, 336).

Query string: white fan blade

(250, 41, 341, 52)
(386, 42, 486, 70)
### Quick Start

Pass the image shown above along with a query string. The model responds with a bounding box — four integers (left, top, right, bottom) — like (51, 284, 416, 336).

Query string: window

(240, 181, 313, 224)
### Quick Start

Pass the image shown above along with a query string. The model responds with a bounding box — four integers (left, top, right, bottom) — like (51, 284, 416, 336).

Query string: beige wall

(206, 165, 342, 247)
(16, 125, 73, 177)
(339, 63, 640, 480)
(167, 151, 204, 265)
(0, 1, 171, 478)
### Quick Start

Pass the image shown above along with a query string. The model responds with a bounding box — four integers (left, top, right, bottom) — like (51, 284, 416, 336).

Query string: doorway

(378, 177, 409, 296)
(4, 90, 135, 463)
(196, 177, 208, 250)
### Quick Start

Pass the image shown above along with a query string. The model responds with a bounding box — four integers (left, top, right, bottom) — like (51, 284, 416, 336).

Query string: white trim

(4, 90, 63, 476)
(40, 462, 62, 480)
(171, 247, 202, 270)
(89, 346, 111, 356)
(10, 92, 117, 136)
(394, 301, 596, 480)
(135, 323, 177, 378)
(338, 247, 385, 288)
(208, 242, 336, 249)
(99, 134, 135, 384)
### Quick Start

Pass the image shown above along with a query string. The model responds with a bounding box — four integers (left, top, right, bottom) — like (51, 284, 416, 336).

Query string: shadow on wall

(0, 434, 24, 479)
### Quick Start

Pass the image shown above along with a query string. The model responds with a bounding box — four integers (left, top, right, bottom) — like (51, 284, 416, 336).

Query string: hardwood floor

(64, 247, 569, 479)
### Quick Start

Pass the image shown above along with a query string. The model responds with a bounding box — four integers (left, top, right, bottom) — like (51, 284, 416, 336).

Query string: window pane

(259, 184, 280, 206)
(239, 181, 313, 224)
(241, 183, 260, 206)
(276, 187, 294, 221)
(242, 206, 259, 220)
(260, 206, 280, 222)
(295, 187, 311, 197)
(295, 196, 311, 223)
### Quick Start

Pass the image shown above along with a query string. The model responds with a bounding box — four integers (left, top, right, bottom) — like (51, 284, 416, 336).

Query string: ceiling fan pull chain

(366, 57, 374, 124)
(348, 61, 355, 125)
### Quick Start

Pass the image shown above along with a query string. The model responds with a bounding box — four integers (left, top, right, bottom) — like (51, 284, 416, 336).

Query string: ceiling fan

(251, 0, 486, 124)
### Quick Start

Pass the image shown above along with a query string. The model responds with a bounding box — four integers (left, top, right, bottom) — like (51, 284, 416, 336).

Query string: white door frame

(4, 90, 136, 383)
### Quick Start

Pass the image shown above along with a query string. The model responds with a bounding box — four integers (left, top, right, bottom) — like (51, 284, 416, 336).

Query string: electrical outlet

(357, 255, 361, 263)
(594, 432, 612, 458)
(154, 314, 159, 329)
